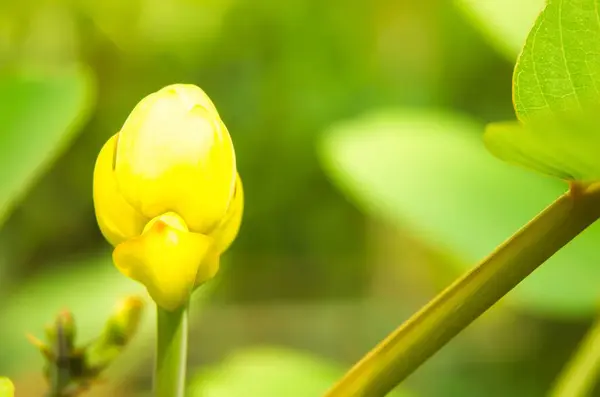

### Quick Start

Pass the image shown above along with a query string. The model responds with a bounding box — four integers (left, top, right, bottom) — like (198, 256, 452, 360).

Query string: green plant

(91, 84, 244, 396)
(29, 296, 144, 396)
(6, 0, 600, 395)
(321, 0, 600, 395)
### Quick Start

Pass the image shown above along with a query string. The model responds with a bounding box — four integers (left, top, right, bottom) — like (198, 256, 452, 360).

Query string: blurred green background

(3, 0, 600, 396)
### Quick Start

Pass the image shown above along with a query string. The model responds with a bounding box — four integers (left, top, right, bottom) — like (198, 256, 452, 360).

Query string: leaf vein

(530, 10, 551, 114)
(557, 0, 583, 109)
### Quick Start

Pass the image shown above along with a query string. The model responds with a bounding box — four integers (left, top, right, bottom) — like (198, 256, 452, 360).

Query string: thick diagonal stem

(324, 184, 600, 397)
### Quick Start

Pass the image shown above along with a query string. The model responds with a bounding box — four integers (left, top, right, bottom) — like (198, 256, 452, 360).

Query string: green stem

(47, 315, 74, 397)
(324, 184, 600, 397)
(155, 303, 188, 397)
(549, 313, 600, 397)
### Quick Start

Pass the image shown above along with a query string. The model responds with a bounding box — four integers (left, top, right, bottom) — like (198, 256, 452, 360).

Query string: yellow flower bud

(92, 84, 242, 311)
(0, 377, 14, 397)
(114, 84, 236, 233)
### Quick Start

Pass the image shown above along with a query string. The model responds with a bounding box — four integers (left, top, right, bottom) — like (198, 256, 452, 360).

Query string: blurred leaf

(319, 110, 600, 317)
(0, 253, 149, 375)
(136, 0, 233, 51)
(486, 0, 600, 182)
(78, 0, 142, 49)
(455, 0, 544, 59)
(0, 65, 94, 227)
(188, 347, 410, 397)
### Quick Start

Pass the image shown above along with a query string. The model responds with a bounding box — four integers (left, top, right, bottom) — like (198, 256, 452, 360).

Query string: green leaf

(454, 0, 544, 59)
(514, 0, 600, 119)
(485, 0, 600, 182)
(485, 118, 600, 182)
(0, 65, 94, 227)
(320, 109, 600, 317)
(188, 347, 410, 397)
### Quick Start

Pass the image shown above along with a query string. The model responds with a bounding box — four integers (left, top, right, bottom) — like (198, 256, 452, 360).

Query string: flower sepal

(113, 212, 213, 311)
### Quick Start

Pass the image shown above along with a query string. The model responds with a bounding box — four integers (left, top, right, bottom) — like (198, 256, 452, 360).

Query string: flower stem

(323, 184, 600, 397)
(549, 313, 600, 397)
(155, 303, 188, 397)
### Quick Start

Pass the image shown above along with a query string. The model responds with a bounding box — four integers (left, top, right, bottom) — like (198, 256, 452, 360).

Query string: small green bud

(85, 295, 146, 372)
(105, 295, 144, 344)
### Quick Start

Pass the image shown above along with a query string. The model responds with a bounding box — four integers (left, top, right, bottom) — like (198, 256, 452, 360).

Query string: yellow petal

(194, 174, 243, 288)
(211, 173, 244, 253)
(113, 212, 213, 311)
(196, 252, 221, 287)
(163, 83, 220, 118)
(93, 134, 148, 246)
(114, 84, 236, 233)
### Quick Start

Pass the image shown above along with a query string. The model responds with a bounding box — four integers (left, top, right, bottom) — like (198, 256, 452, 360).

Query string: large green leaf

(485, 0, 600, 182)
(320, 110, 600, 318)
(0, 65, 94, 226)
(455, 0, 544, 59)
(188, 347, 410, 397)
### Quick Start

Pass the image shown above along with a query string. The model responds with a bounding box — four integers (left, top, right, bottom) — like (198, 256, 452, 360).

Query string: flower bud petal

(114, 84, 236, 233)
(212, 173, 244, 255)
(194, 174, 243, 288)
(165, 83, 220, 118)
(93, 134, 148, 246)
(196, 252, 221, 288)
(112, 212, 213, 311)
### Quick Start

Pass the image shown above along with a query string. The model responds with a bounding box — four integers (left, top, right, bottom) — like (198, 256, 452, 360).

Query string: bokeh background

(3, 0, 600, 396)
